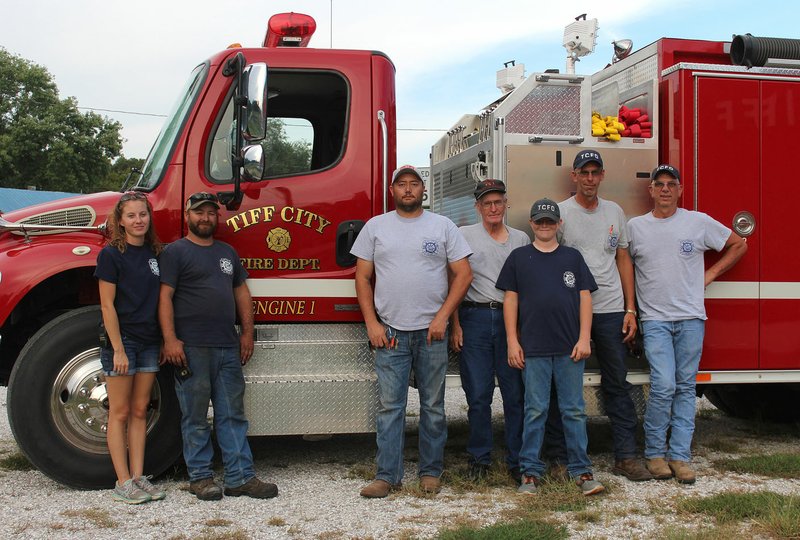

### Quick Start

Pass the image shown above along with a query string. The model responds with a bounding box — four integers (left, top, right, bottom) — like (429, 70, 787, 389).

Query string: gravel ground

(1, 385, 799, 539)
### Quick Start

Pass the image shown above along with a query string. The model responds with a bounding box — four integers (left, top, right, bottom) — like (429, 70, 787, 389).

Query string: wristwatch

(625, 309, 638, 317)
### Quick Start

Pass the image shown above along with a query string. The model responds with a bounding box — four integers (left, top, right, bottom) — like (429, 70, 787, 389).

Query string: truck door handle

(336, 220, 365, 267)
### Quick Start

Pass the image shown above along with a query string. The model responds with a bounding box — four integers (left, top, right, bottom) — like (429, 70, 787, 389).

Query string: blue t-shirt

(496, 244, 597, 356)
(94, 243, 162, 344)
(159, 238, 248, 347)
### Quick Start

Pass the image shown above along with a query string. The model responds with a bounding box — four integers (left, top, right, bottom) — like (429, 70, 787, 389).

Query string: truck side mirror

(241, 144, 266, 180)
(241, 63, 268, 142)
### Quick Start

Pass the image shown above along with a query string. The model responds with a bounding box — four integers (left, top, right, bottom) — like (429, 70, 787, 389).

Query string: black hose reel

(731, 33, 800, 68)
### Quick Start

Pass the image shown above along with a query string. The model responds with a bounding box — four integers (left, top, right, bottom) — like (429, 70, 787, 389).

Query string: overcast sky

(1, 0, 797, 168)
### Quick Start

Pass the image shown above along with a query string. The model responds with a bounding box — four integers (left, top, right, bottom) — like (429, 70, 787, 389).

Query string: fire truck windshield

(135, 63, 208, 190)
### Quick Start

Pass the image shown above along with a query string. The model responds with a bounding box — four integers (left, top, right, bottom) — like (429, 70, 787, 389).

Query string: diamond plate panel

(246, 323, 375, 379)
(505, 86, 582, 135)
(244, 380, 378, 435)
(593, 55, 659, 95)
(584, 384, 649, 417)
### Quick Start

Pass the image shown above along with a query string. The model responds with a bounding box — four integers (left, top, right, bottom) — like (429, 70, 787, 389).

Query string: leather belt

(461, 300, 503, 309)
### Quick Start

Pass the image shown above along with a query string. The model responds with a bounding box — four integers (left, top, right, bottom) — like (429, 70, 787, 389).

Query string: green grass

(0, 451, 35, 471)
(714, 453, 800, 478)
(678, 491, 800, 539)
(437, 519, 567, 540)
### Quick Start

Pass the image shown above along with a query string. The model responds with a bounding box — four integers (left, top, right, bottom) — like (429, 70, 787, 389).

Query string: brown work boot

(224, 477, 278, 499)
(612, 458, 654, 481)
(419, 475, 441, 494)
(646, 458, 674, 480)
(668, 460, 696, 484)
(189, 477, 223, 501)
(360, 479, 399, 498)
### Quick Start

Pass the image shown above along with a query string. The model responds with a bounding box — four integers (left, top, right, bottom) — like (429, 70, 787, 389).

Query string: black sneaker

(224, 477, 279, 499)
(467, 462, 490, 482)
(189, 478, 223, 501)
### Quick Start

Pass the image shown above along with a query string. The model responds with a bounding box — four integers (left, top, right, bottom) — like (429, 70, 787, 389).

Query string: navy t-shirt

(94, 244, 162, 344)
(159, 238, 248, 347)
(496, 244, 597, 356)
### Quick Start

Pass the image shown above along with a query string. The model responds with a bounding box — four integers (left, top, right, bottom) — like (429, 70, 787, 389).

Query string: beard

(395, 197, 423, 213)
(188, 220, 217, 238)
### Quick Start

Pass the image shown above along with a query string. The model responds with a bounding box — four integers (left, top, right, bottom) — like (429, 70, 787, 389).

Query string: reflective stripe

(705, 281, 800, 300)
(246, 278, 356, 298)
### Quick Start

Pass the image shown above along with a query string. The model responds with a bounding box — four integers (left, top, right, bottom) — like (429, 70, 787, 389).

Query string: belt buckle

(488, 301, 500, 309)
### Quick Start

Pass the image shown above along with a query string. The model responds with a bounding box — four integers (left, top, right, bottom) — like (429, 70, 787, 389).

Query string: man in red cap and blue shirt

(351, 165, 473, 498)
(449, 179, 530, 484)
(628, 164, 747, 484)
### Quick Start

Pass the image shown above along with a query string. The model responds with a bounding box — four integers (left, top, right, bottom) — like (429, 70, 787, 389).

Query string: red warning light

(264, 12, 317, 48)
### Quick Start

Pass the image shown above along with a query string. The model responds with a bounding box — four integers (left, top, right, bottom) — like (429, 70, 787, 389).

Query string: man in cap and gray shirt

(351, 165, 473, 498)
(547, 149, 652, 481)
(628, 164, 746, 484)
(449, 179, 530, 484)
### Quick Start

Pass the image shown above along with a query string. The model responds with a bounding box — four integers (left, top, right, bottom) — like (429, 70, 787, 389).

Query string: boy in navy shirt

(496, 198, 604, 496)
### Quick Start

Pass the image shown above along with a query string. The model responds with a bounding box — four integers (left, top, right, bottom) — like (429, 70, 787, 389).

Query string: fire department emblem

(220, 258, 234, 275)
(148, 258, 160, 276)
(421, 239, 439, 256)
(679, 240, 695, 255)
(267, 227, 292, 253)
(563, 271, 576, 288)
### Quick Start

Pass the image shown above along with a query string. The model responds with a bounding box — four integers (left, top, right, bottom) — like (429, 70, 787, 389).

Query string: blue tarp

(0, 187, 77, 213)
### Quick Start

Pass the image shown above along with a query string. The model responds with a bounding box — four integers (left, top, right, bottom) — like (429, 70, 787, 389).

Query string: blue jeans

(519, 355, 592, 479)
(374, 328, 448, 485)
(543, 312, 640, 461)
(642, 319, 705, 462)
(458, 306, 524, 469)
(174, 346, 255, 488)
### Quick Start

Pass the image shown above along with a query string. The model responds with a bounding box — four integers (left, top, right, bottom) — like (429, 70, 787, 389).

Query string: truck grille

(19, 206, 96, 227)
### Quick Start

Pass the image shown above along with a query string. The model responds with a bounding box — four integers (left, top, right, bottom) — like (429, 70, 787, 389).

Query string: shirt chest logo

(421, 239, 440, 256)
(563, 271, 576, 288)
(148, 258, 160, 276)
(220, 258, 234, 275)
(679, 240, 695, 256)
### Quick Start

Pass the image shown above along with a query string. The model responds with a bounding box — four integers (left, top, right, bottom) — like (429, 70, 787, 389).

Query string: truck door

(695, 74, 800, 370)
(181, 52, 394, 323)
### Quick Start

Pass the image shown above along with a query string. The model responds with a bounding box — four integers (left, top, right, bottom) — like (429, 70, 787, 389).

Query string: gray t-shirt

(628, 208, 731, 321)
(460, 223, 530, 303)
(558, 196, 628, 313)
(350, 210, 472, 331)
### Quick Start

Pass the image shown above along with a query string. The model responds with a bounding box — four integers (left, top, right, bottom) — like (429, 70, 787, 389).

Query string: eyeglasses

(480, 200, 506, 209)
(652, 181, 680, 190)
(119, 191, 147, 202)
(576, 169, 603, 179)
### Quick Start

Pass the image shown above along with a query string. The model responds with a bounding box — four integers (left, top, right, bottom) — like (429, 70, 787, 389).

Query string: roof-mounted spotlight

(612, 39, 633, 64)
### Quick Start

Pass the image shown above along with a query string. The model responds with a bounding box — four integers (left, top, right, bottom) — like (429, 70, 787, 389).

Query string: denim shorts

(100, 335, 160, 377)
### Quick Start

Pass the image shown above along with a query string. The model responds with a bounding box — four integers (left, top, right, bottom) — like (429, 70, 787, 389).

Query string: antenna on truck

(563, 14, 598, 74)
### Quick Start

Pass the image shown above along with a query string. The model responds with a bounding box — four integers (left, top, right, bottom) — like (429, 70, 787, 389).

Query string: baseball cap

(185, 192, 220, 211)
(474, 179, 506, 200)
(391, 165, 423, 184)
(530, 198, 561, 221)
(651, 164, 680, 182)
(573, 149, 603, 169)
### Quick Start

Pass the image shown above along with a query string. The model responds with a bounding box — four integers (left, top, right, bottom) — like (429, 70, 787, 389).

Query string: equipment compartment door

(695, 76, 759, 370)
(759, 80, 800, 369)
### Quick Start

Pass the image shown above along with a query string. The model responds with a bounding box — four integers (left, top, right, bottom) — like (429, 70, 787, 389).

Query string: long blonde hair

(106, 192, 164, 255)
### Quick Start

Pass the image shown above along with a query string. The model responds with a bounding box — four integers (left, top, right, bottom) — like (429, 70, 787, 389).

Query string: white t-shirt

(460, 223, 530, 303)
(350, 210, 472, 330)
(558, 196, 628, 313)
(628, 208, 731, 321)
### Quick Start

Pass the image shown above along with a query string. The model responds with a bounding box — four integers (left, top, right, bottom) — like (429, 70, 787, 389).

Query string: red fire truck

(0, 13, 798, 489)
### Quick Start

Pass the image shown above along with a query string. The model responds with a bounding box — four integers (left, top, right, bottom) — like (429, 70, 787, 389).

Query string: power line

(77, 106, 167, 118)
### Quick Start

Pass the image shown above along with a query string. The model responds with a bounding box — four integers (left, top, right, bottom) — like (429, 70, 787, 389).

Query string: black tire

(703, 383, 800, 422)
(7, 306, 182, 489)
